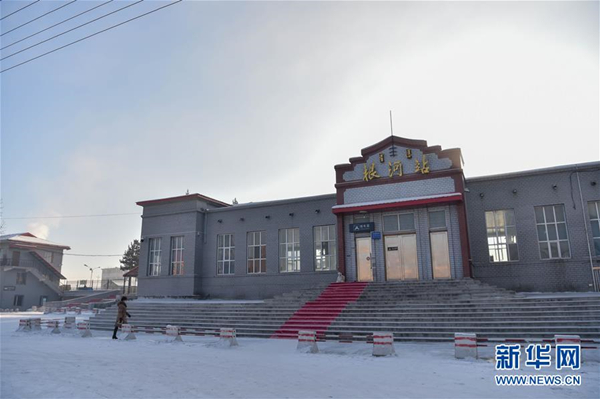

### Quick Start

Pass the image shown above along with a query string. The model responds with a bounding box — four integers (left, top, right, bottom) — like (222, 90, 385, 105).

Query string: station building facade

(136, 136, 600, 298)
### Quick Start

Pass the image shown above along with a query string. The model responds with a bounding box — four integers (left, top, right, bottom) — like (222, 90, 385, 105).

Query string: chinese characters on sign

(495, 343, 581, 371)
(363, 162, 381, 181)
(361, 150, 430, 181)
(388, 161, 403, 178)
(414, 154, 430, 174)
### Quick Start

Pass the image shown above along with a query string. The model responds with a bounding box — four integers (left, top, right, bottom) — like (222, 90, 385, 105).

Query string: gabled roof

(29, 251, 67, 279)
(123, 266, 138, 278)
(0, 232, 71, 250)
(136, 193, 230, 208)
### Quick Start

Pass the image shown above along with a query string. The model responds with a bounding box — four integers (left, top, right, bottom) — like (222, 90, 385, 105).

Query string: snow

(331, 193, 462, 210)
(516, 292, 600, 299)
(134, 298, 265, 304)
(1, 313, 598, 399)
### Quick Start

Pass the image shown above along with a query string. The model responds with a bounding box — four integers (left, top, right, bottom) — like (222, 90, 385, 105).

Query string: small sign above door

(371, 231, 382, 240)
(349, 222, 375, 233)
(3, 286, 15, 291)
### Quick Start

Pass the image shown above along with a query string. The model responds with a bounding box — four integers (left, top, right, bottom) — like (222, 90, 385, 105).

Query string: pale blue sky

(1, 0, 598, 280)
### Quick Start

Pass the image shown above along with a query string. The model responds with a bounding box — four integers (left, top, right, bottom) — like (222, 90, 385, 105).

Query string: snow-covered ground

(1, 313, 598, 399)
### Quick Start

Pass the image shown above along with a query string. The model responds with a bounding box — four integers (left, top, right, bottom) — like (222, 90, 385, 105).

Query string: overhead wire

(1, 0, 114, 51)
(1, 0, 144, 61)
(0, 0, 182, 74)
(1, 0, 77, 37)
(0, 0, 40, 21)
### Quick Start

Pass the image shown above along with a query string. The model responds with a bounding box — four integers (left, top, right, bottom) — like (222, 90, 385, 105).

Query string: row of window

(146, 225, 338, 276)
(10, 295, 48, 307)
(217, 225, 337, 275)
(147, 236, 184, 276)
(485, 201, 600, 262)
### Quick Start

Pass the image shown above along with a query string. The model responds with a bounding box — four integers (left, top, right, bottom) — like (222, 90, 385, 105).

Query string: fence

(60, 279, 137, 292)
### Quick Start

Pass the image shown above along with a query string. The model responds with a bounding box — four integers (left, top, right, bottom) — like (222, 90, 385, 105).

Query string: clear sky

(1, 0, 598, 280)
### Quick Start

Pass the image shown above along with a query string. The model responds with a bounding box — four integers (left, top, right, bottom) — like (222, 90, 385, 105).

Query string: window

(148, 238, 162, 276)
(314, 225, 337, 271)
(279, 228, 300, 272)
(217, 234, 235, 275)
(170, 236, 184, 275)
(485, 210, 518, 262)
(16, 272, 27, 285)
(247, 231, 266, 274)
(39, 296, 48, 306)
(429, 210, 446, 229)
(588, 201, 600, 256)
(13, 295, 23, 307)
(383, 213, 415, 232)
(535, 205, 570, 259)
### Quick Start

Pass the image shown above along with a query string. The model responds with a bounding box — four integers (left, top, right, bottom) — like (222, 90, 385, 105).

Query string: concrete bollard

(219, 328, 238, 347)
(77, 322, 92, 338)
(16, 319, 31, 332)
(48, 320, 61, 334)
(30, 318, 42, 331)
(122, 324, 136, 340)
(166, 325, 183, 342)
(372, 332, 396, 357)
(455, 333, 478, 359)
(297, 330, 319, 353)
(63, 316, 76, 332)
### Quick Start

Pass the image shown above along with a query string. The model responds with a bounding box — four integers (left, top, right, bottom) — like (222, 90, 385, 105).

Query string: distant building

(0, 233, 70, 310)
(135, 136, 600, 298)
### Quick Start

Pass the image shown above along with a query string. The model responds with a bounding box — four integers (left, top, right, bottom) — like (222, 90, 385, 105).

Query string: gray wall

(465, 165, 600, 291)
(0, 247, 61, 310)
(202, 195, 338, 299)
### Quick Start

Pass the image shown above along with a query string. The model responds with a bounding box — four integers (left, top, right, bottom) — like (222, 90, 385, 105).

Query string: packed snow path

(1, 313, 598, 399)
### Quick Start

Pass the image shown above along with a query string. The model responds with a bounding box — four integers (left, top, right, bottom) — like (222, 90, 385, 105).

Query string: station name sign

(349, 222, 375, 233)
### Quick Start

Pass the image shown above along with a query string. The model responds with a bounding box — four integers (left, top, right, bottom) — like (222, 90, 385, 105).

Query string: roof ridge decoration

(334, 135, 463, 185)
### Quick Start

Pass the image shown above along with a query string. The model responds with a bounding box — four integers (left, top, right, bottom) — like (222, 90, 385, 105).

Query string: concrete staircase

(88, 279, 600, 341)
(271, 282, 368, 339)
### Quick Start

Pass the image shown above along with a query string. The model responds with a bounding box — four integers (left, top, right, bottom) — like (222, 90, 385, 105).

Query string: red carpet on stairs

(271, 282, 369, 339)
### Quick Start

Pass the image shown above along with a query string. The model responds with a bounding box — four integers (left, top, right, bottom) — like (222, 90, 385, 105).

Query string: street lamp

(83, 264, 101, 290)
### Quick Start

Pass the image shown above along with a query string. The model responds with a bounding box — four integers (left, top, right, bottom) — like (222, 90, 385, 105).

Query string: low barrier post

(219, 328, 238, 347)
(16, 319, 31, 332)
(77, 322, 92, 338)
(48, 320, 61, 334)
(372, 332, 395, 357)
(455, 333, 478, 359)
(63, 316, 76, 332)
(166, 325, 183, 342)
(297, 330, 318, 353)
(122, 324, 136, 340)
(30, 318, 42, 331)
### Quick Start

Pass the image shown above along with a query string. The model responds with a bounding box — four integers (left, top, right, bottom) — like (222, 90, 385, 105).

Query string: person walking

(112, 296, 131, 340)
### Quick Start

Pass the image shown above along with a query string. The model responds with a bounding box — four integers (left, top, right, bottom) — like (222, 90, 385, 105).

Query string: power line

(1, 0, 182, 74)
(1, 0, 77, 37)
(3, 212, 140, 220)
(0, 0, 182, 74)
(1, 0, 40, 21)
(2, 0, 144, 61)
(1, 0, 114, 51)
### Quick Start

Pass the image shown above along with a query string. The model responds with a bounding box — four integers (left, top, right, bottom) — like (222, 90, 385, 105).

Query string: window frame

(314, 225, 337, 272)
(247, 231, 266, 274)
(16, 272, 27, 285)
(484, 209, 519, 263)
(217, 234, 235, 276)
(13, 295, 23, 307)
(279, 228, 301, 273)
(534, 204, 571, 260)
(147, 237, 162, 276)
(588, 200, 600, 257)
(170, 236, 185, 275)
(383, 211, 416, 233)
(428, 209, 447, 231)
